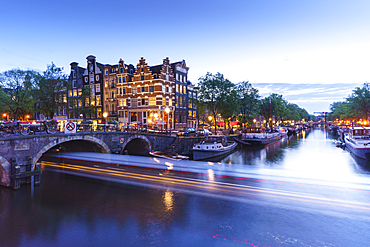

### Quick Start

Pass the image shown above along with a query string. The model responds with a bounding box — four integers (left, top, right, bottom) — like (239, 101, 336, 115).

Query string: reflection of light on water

(165, 162, 173, 170)
(163, 190, 174, 212)
(208, 169, 215, 182)
(153, 158, 160, 163)
(207, 161, 214, 165)
(302, 130, 306, 139)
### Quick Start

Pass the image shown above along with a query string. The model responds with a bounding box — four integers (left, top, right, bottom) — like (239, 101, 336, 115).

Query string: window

(73, 90, 77, 97)
(189, 110, 192, 117)
(149, 97, 156, 106)
(140, 75, 144, 81)
(180, 85, 182, 94)
(176, 84, 179, 92)
(120, 68, 123, 74)
(119, 88, 122, 95)
(96, 75, 99, 81)
(131, 99, 138, 107)
(96, 84, 100, 93)
(119, 77, 122, 83)
(193, 111, 196, 118)
(90, 64, 93, 71)
(149, 86, 154, 92)
(123, 87, 126, 94)
(125, 111, 128, 118)
(72, 80, 77, 88)
(105, 80, 108, 88)
(96, 95, 101, 105)
(84, 77, 88, 83)
(72, 71, 76, 78)
(90, 74, 94, 82)
(141, 68, 144, 73)
(105, 69, 108, 75)
(141, 86, 145, 93)
(162, 85, 166, 93)
(122, 77, 126, 82)
(183, 86, 186, 94)
(162, 98, 166, 106)
(119, 111, 123, 117)
(132, 87, 137, 94)
(143, 112, 146, 117)
(78, 89, 82, 96)
(141, 98, 146, 105)
(189, 99, 192, 108)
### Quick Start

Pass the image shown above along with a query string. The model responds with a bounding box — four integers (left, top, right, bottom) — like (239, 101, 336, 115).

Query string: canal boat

(344, 126, 370, 160)
(192, 135, 237, 161)
(239, 128, 281, 146)
(149, 151, 189, 161)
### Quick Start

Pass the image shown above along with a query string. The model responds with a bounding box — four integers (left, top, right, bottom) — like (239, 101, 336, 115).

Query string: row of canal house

(63, 55, 197, 130)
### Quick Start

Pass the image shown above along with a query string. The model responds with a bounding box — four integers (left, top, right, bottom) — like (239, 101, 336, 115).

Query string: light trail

(41, 161, 370, 211)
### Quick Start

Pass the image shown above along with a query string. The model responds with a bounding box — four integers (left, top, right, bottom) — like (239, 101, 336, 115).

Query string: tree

(236, 81, 260, 127)
(346, 83, 370, 121)
(196, 72, 236, 134)
(0, 69, 36, 120)
(32, 63, 69, 119)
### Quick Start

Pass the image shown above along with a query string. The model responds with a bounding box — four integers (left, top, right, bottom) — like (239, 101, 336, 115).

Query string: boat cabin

(349, 127, 370, 139)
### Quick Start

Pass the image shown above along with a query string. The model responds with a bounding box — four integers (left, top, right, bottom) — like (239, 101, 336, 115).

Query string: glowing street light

(103, 112, 108, 131)
(165, 107, 170, 130)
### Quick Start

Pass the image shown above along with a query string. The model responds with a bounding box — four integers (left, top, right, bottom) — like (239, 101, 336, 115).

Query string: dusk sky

(1, 0, 369, 114)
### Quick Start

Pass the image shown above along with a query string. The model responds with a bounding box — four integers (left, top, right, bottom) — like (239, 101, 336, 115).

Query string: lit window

(149, 97, 156, 106)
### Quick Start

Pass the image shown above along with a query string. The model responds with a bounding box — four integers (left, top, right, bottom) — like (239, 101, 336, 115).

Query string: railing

(0, 121, 176, 138)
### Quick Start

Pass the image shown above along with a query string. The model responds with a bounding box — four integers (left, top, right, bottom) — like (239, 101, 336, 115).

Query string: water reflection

(222, 128, 370, 179)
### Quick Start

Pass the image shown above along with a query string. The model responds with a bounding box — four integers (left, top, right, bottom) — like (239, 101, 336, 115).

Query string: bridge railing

(0, 121, 176, 138)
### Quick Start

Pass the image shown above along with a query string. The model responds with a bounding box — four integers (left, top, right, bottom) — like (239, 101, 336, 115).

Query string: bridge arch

(122, 135, 152, 156)
(33, 136, 110, 165)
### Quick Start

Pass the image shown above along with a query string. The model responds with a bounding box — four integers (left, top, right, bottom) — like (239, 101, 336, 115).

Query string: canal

(1, 128, 370, 247)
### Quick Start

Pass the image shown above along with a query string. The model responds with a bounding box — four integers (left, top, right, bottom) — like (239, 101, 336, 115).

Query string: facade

(67, 55, 197, 129)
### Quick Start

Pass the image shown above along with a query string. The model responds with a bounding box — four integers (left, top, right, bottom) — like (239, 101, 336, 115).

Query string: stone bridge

(0, 132, 175, 188)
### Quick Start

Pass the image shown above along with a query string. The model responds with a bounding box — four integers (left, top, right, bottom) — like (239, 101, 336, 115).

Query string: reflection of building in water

(163, 190, 174, 212)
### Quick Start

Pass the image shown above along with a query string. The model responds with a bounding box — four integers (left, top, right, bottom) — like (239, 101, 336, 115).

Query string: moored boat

(192, 135, 237, 161)
(344, 126, 370, 160)
(239, 128, 281, 146)
(149, 151, 189, 161)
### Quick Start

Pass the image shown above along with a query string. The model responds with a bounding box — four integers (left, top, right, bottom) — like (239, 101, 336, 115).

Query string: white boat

(149, 151, 189, 161)
(344, 127, 370, 160)
(240, 128, 281, 146)
(192, 135, 237, 161)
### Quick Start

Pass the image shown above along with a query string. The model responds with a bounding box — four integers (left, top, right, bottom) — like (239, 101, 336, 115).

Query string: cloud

(251, 82, 363, 113)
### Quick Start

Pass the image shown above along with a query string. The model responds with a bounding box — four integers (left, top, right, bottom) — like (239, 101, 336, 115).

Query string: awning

(217, 121, 240, 126)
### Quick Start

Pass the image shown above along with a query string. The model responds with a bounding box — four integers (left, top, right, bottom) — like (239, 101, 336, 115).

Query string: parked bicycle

(25, 121, 58, 135)
(0, 122, 30, 137)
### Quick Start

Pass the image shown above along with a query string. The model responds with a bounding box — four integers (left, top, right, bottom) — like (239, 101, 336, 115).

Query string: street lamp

(103, 112, 108, 131)
(3, 113, 7, 121)
(165, 107, 170, 130)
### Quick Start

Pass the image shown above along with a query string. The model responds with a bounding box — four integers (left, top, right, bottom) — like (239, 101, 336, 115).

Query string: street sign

(119, 137, 125, 144)
(65, 121, 76, 134)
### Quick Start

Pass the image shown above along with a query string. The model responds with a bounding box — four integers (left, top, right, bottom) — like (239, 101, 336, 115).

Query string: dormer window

(141, 68, 144, 73)
(105, 69, 108, 75)
(90, 64, 93, 71)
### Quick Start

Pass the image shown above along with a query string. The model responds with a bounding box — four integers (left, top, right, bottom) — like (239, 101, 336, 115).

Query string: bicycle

(26, 121, 58, 135)
(0, 122, 30, 137)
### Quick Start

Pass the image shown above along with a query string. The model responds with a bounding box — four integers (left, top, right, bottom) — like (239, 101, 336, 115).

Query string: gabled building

(68, 55, 197, 129)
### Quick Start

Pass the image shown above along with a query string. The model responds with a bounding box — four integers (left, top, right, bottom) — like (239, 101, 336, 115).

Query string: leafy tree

(346, 83, 370, 121)
(196, 72, 236, 133)
(32, 63, 69, 119)
(0, 69, 36, 120)
(236, 81, 260, 127)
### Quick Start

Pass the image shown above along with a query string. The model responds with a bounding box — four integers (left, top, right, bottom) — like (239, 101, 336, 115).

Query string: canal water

(1, 128, 370, 247)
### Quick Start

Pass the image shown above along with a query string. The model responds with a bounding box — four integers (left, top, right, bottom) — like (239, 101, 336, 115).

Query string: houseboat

(192, 135, 237, 161)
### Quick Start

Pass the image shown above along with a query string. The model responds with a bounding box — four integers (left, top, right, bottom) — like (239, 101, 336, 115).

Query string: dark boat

(239, 128, 281, 146)
(192, 135, 237, 161)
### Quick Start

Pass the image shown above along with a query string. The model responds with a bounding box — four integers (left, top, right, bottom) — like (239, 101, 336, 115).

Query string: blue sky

(1, 0, 369, 114)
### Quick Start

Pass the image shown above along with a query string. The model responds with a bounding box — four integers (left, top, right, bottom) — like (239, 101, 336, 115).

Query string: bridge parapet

(0, 132, 175, 188)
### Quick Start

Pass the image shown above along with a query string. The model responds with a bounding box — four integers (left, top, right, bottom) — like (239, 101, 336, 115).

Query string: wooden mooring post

(10, 157, 42, 190)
